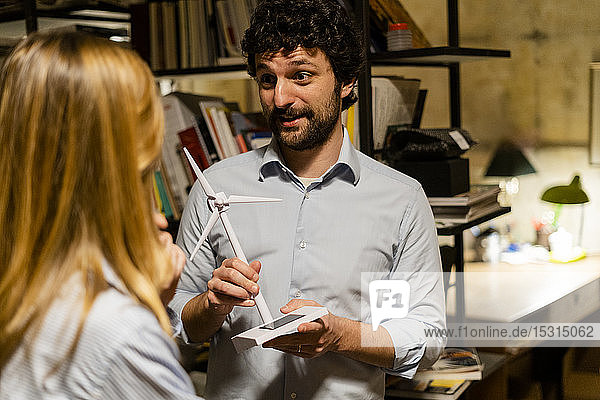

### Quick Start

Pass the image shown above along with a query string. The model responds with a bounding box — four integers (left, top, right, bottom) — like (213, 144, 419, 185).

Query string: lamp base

(549, 247, 586, 263)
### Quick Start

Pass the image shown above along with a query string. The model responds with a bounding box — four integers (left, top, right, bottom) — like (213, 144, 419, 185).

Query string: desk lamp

(540, 175, 590, 262)
(485, 141, 536, 206)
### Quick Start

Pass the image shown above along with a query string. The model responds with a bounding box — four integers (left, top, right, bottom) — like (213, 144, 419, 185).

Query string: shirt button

(295, 290, 302, 298)
(304, 191, 310, 199)
(299, 240, 307, 249)
(290, 393, 297, 399)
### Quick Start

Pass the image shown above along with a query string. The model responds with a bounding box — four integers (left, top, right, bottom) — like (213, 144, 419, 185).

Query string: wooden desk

(446, 256, 600, 324)
(386, 258, 600, 399)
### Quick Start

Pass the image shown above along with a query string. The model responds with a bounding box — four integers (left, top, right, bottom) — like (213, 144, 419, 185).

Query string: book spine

(148, 1, 163, 70)
(154, 170, 175, 219)
(194, 115, 220, 163)
(200, 103, 226, 160)
(178, 0, 190, 69)
(161, 1, 178, 70)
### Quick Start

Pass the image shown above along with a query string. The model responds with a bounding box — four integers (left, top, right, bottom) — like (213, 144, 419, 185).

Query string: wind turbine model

(183, 147, 277, 324)
(183, 148, 328, 353)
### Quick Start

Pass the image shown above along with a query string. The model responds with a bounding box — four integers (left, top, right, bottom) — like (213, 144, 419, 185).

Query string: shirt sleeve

(168, 182, 218, 344)
(99, 312, 203, 399)
(380, 186, 446, 378)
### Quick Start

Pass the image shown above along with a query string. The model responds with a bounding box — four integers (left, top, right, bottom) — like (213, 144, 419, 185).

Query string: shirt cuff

(379, 318, 429, 378)
(168, 290, 204, 345)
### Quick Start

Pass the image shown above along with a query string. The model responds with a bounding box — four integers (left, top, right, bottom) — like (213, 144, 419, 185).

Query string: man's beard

(264, 83, 342, 151)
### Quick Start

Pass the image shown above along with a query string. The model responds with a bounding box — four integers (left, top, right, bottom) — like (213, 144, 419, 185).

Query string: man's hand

(204, 257, 262, 316)
(154, 213, 186, 306)
(262, 299, 344, 358)
(181, 257, 262, 343)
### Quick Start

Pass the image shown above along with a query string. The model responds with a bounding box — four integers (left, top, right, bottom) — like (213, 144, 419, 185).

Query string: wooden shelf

(0, 4, 24, 22)
(369, 46, 511, 67)
(153, 64, 248, 78)
(436, 207, 511, 236)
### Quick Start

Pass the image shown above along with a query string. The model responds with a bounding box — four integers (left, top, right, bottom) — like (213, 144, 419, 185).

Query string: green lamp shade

(541, 175, 590, 204)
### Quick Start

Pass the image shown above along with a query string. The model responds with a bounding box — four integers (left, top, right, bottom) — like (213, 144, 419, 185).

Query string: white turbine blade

(183, 147, 216, 198)
(189, 210, 220, 261)
(219, 212, 274, 324)
(227, 195, 282, 204)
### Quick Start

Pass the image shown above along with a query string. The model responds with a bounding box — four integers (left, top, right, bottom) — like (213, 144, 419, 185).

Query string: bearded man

(170, 1, 445, 398)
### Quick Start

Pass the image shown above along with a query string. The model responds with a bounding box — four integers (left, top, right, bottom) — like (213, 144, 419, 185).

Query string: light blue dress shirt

(170, 129, 446, 400)
(1, 262, 201, 400)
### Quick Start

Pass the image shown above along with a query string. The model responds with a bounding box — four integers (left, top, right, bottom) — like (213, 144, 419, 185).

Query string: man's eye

(258, 75, 275, 87)
(295, 72, 311, 82)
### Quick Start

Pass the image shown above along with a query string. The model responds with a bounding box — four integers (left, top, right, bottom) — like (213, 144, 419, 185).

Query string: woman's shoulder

(73, 286, 198, 398)
(82, 286, 176, 355)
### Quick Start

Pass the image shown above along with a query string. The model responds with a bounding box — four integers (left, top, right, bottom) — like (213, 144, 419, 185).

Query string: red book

(178, 127, 210, 175)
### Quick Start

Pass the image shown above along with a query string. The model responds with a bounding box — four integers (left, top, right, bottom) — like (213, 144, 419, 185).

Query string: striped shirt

(0, 262, 202, 400)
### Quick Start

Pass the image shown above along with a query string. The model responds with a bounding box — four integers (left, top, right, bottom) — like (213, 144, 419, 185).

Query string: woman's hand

(154, 213, 186, 306)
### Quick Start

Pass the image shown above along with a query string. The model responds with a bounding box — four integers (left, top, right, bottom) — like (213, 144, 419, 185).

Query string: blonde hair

(0, 31, 172, 367)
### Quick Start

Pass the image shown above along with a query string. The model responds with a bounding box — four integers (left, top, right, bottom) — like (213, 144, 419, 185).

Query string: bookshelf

(0, 1, 131, 32)
(352, 0, 512, 329)
(353, 0, 511, 157)
(0, 0, 131, 59)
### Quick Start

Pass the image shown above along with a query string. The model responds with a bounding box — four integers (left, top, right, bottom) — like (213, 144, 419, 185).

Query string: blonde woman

(0, 31, 202, 399)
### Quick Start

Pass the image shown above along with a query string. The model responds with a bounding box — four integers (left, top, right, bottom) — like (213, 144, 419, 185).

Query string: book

(413, 347, 483, 381)
(244, 131, 272, 150)
(177, 126, 211, 170)
(199, 101, 226, 160)
(161, 1, 178, 70)
(178, 0, 190, 69)
(428, 185, 501, 207)
(386, 376, 470, 400)
(432, 196, 501, 223)
(148, 1, 163, 70)
(371, 76, 421, 150)
(154, 169, 175, 219)
(194, 115, 220, 164)
(161, 94, 198, 212)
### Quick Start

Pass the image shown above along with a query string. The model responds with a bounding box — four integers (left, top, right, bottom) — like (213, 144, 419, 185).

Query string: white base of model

(231, 306, 329, 353)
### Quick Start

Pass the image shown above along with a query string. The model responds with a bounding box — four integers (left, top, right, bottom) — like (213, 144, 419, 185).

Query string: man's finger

(222, 258, 261, 283)
(208, 290, 256, 307)
(296, 321, 323, 333)
(213, 267, 260, 296)
(208, 277, 257, 299)
(280, 299, 321, 313)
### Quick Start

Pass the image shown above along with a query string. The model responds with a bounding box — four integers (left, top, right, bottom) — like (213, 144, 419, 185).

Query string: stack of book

(428, 185, 502, 224)
(386, 378, 470, 400)
(386, 347, 483, 399)
(414, 347, 483, 381)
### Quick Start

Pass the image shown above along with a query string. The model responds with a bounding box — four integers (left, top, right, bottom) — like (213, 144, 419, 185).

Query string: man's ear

(341, 79, 356, 98)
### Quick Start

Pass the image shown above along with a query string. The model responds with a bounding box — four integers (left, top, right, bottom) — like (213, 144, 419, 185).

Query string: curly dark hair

(241, 0, 366, 111)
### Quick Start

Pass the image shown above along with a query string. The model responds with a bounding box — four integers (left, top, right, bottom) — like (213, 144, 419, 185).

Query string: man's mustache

(269, 107, 314, 122)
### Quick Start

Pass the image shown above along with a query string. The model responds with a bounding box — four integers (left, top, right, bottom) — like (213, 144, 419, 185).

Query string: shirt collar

(259, 126, 361, 186)
(101, 259, 128, 294)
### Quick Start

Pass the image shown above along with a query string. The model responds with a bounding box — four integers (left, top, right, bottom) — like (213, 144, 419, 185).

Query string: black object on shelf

(390, 158, 470, 197)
